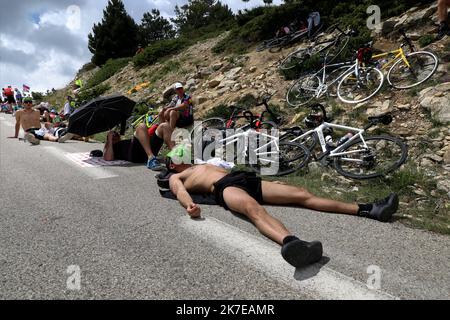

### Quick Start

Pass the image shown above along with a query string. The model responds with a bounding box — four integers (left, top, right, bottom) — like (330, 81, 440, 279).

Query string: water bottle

(338, 133, 354, 146)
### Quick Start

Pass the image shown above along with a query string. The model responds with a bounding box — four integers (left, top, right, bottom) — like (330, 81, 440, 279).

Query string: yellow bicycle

(131, 100, 160, 129)
(371, 29, 438, 89)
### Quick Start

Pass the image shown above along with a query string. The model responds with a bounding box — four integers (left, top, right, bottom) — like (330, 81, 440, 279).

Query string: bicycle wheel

(337, 66, 384, 104)
(190, 117, 225, 143)
(279, 42, 329, 71)
(333, 135, 408, 179)
(286, 74, 320, 108)
(279, 48, 310, 71)
(387, 51, 438, 89)
(249, 141, 310, 177)
(256, 121, 278, 131)
(256, 39, 272, 52)
(325, 35, 350, 64)
(325, 65, 352, 97)
(281, 130, 317, 152)
(268, 37, 288, 53)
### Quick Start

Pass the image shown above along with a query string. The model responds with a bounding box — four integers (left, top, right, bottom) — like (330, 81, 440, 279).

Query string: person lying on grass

(166, 155, 399, 269)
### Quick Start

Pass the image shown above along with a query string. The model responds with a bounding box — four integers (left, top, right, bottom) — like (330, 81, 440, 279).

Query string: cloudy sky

(0, 0, 282, 94)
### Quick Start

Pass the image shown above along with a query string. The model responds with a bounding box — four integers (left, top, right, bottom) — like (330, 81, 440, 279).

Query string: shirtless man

(8, 97, 73, 145)
(167, 161, 399, 268)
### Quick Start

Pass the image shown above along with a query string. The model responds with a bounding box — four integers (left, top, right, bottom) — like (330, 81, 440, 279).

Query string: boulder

(197, 67, 213, 79)
(419, 82, 450, 122)
(423, 154, 443, 163)
(208, 75, 225, 88)
(212, 63, 223, 71)
(224, 67, 242, 80)
(444, 148, 450, 164)
(194, 96, 208, 105)
(163, 85, 176, 101)
(217, 80, 237, 89)
(381, 19, 398, 36)
(437, 180, 450, 193)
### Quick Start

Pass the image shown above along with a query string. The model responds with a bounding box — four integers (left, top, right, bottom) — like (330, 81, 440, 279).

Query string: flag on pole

(23, 84, 30, 92)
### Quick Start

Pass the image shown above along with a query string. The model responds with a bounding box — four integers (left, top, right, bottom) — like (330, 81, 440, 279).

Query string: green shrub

(419, 35, 434, 48)
(77, 83, 111, 103)
(204, 104, 234, 119)
(77, 62, 97, 76)
(85, 58, 131, 89)
(133, 38, 190, 68)
(235, 7, 266, 27)
(214, 0, 425, 55)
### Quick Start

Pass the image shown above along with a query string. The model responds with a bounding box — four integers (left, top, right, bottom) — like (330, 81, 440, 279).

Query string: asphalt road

(0, 113, 449, 300)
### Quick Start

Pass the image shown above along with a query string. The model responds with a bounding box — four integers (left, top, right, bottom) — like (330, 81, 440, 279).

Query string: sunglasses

(24, 101, 33, 104)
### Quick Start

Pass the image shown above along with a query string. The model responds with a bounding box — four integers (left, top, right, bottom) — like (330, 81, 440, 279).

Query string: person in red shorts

(103, 122, 174, 171)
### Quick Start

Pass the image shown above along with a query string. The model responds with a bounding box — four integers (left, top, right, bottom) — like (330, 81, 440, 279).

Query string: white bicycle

(280, 104, 408, 179)
(286, 51, 384, 107)
(195, 126, 310, 177)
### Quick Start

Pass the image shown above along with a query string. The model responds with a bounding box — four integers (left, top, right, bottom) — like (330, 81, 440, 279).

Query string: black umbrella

(68, 95, 135, 136)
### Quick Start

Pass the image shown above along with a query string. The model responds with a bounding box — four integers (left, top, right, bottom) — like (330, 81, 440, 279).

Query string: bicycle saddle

(368, 112, 393, 125)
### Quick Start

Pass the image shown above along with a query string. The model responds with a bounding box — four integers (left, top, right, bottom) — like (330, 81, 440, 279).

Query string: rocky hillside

(51, 3, 450, 233)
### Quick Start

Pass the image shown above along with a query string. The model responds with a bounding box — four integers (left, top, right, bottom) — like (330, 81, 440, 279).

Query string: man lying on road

(167, 159, 399, 269)
(7, 97, 73, 144)
(103, 122, 174, 170)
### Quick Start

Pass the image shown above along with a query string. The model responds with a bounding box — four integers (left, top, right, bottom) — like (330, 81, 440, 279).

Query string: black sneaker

(437, 24, 450, 40)
(360, 193, 399, 222)
(281, 239, 323, 268)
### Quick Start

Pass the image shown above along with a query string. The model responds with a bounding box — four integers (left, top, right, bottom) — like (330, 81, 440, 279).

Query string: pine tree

(139, 9, 175, 46)
(88, 0, 139, 66)
(172, 0, 234, 35)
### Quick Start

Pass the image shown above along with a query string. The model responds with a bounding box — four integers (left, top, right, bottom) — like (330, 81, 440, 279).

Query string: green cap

(23, 97, 33, 103)
(167, 144, 191, 165)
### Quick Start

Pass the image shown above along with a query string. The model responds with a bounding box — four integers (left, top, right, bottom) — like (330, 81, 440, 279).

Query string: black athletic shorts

(213, 171, 263, 211)
(176, 115, 194, 128)
(150, 132, 164, 156)
(26, 128, 45, 140)
(113, 133, 164, 163)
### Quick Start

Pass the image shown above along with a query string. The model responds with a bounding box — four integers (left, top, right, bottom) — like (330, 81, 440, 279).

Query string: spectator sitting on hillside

(159, 82, 194, 130)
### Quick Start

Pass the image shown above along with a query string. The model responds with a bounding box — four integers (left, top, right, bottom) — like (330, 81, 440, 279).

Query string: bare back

(16, 109, 41, 131)
(180, 165, 228, 194)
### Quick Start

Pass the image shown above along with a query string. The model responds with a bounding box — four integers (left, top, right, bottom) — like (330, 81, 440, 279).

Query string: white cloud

(0, 0, 283, 94)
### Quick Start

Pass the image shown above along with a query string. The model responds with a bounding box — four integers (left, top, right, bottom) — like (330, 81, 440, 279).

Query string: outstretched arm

(170, 173, 201, 218)
(8, 111, 21, 138)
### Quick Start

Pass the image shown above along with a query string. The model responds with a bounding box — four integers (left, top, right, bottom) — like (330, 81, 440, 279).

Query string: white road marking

(0, 117, 15, 127)
(44, 146, 118, 180)
(180, 217, 398, 300)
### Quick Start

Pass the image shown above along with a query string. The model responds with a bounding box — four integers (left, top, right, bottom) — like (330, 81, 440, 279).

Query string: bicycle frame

(217, 129, 281, 164)
(372, 47, 411, 70)
(289, 122, 368, 163)
(132, 110, 159, 128)
(311, 59, 358, 98)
